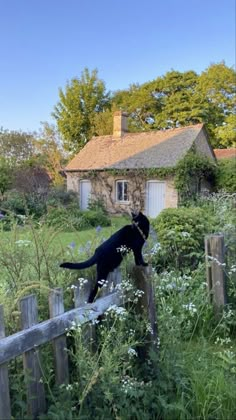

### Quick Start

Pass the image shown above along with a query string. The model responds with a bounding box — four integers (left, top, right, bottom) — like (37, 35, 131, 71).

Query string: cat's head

(131, 211, 150, 238)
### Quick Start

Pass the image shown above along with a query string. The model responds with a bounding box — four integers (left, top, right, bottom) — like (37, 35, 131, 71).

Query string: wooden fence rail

(0, 266, 157, 420)
(1, 232, 227, 420)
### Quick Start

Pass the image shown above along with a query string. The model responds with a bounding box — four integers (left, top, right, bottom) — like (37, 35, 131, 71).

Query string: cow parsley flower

(15, 240, 32, 247)
(128, 348, 138, 357)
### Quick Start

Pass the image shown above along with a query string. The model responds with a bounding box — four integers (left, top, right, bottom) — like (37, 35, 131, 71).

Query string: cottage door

(80, 180, 91, 210)
(146, 181, 166, 218)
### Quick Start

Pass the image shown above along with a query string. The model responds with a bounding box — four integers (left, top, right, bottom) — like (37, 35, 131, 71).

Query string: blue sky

(0, 0, 235, 133)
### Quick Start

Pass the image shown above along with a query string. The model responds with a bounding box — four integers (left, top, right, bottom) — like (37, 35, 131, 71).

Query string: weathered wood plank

(131, 266, 158, 360)
(0, 291, 121, 365)
(73, 279, 92, 307)
(73, 279, 96, 351)
(100, 268, 122, 297)
(20, 295, 46, 418)
(205, 235, 227, 312)
(49, 288, 69, 385)
(0, 305, 11, 420)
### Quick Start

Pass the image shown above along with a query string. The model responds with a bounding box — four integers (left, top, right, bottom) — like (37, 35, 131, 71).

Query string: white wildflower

(181, 231, 191, 238)
(183, 303, 197, 313)
(15, 239, 32, 247)
(128, 348, 138, 357)
(106, 304, 127, 319)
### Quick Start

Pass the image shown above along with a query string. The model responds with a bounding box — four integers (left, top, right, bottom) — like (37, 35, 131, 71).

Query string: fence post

(205, 234, 227, 313)
(73, 279, 96, 350)
(100, 268, 122, 297)
(49, 288, 69, 385)
(131, 265, 158, 360)
(0, 305, 11, 420)
(73, 280, 92, 307)
(20, 294, 46, 418)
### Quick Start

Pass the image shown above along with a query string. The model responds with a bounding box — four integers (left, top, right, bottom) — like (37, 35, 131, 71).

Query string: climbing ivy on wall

(82, 151, 217, 209)
(174, 151, 217, 199)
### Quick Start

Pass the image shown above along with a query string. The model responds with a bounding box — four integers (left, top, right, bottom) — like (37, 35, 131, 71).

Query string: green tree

(0, 128, 35, 164)
(52, 68, 111, 153)
(196, 62, 236, 147)
(216, 157, 236, 192)
(113, 82, 159, 131)
(0, 157, 12, 197)
(35, 122, 66, 186)
(110, 64, 235, 147)
(152, 70, 200, 129)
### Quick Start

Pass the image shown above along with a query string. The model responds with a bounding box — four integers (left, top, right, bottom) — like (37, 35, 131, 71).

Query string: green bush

(151, 207, 211, 270)
(46, 187, 79, 207)
(216, 158, 236, 192)
(1, 191, 26, 215)
(1, 191, 46, 219)
(46, 207, 111, 231)
(174, 151, 217, 202)
(81, 209, 111, 227)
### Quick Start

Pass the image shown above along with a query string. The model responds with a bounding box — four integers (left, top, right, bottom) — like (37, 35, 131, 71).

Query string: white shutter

(146, 181, 166, 218)
(80, 180, 91, 210)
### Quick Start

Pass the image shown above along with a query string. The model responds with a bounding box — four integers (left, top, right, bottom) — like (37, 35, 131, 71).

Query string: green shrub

(216, 158, 236, 192)
(174, 151, 217, 202)
(1, 191, 46, 219)
(151, 207, 211, 270)
(45, 207, 84, 230)
(46, 187, 79, 207)
(81, 209, 111, 227)
(46, 207, 111, 231)
(1, 191, 26, 215)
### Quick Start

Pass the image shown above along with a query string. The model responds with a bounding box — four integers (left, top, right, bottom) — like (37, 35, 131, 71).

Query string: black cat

(60, 211, 150, 302)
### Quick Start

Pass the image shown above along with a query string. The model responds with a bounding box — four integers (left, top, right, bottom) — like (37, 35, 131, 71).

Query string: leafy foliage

(46, 207, 111, 230)
(0, 128, 35, 164)
(151, 207, 211, 270)
(174, 151, 217, 201)
(52, 68, 111, 153)
(0, 157, 12, 196)
(216, 158, 236, 192)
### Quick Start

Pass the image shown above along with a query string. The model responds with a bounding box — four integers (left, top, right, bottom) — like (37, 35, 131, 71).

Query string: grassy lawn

(0, 216, 129, 250)
(55, 216, 128, 248)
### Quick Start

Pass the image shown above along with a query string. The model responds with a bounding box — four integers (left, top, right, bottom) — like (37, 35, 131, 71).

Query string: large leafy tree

(52, 63, 235, 150)
(0, 128, 35, 164)
(196, 63, 236, 147)
(35, 122, 65, 186)
(0, 157, 12, 197)
(52, 68, 111, 153)
(110, 64, 235, 147)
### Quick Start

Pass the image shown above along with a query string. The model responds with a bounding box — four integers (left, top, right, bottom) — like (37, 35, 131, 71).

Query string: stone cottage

(63, 111, 216, 218)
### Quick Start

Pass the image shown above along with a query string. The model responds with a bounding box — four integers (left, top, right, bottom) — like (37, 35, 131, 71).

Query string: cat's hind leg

(88, 266, 110, 303)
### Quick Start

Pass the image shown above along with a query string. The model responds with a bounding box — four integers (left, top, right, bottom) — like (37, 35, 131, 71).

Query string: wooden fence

(205, 234, 228, 313)
(0, 266, 157, 420)
(0, 234, 230, 419)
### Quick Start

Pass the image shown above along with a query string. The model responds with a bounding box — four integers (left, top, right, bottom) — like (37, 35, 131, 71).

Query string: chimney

(113, 111, 128, 137)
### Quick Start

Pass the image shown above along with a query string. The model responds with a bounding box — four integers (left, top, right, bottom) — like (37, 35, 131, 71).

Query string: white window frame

(115, 180, 129, 203)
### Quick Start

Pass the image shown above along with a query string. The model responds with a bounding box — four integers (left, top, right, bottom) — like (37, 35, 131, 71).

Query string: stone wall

(66, 171, 178, 215)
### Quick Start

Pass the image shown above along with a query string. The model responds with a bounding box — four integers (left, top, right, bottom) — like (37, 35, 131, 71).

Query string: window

(116, 180, 129, 202)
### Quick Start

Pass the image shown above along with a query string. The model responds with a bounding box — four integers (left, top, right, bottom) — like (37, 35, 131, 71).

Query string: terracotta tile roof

(213, 148, 236, 160)
(65, 124, 204, 171)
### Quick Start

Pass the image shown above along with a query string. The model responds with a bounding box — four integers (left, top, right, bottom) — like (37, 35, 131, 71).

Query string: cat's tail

(60, 255, 97, 270)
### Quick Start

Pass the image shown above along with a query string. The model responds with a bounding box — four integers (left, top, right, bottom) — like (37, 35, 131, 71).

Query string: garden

(0, 186, 235, 420)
